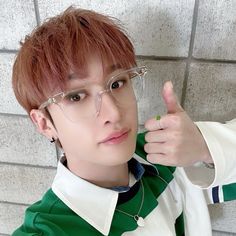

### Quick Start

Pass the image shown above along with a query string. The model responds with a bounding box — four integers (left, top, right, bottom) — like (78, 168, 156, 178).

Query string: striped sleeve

(204, 183, 236, 204)
(184, 119, 236, 204)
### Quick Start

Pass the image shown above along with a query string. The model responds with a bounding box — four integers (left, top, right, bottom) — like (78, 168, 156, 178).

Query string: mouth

(99, 129, 130, 145)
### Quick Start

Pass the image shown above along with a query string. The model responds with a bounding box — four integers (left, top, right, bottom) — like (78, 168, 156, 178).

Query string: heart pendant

(137, 216, 145, 227)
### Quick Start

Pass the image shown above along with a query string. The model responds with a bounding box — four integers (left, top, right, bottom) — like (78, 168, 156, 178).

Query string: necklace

(115, 179, 145, 227)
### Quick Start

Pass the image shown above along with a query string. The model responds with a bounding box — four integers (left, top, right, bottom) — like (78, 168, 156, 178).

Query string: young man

(12, 6, 236, 236)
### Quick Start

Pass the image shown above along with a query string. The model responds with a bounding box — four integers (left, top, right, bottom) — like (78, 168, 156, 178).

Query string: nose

(96, 91, 122, 123)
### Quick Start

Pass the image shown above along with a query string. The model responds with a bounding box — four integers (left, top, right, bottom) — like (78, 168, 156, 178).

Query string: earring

(50, 137, 55, 143)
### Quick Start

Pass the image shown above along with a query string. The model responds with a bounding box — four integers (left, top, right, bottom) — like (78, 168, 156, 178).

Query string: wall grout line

(191, 57, 236, 64)
(0, 49, 18, 54)
(33, 0, 41, 26)
(212, 230, 236, 235)
(180, 0, 200, 108)
(0, 161, 57, 170)
(0, 113, 28, 118)
(0, 200, 30, 207)
(136, 55, 187, 61)
(138, 54, 236, 64)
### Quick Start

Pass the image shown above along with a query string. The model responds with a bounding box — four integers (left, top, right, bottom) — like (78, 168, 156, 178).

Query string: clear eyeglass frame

(39, 66, 147, 121)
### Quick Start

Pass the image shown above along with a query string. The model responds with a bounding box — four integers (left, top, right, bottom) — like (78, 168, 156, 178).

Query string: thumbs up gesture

(144, 81, 212, 167)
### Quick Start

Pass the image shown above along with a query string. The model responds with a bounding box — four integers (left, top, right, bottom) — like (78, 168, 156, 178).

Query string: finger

(144, 142, 167, 154)
(162, 81, 184, 114)
(145, 116, 167, 131)
(145, 130, 168, 143)
(146, 154, 174, 166)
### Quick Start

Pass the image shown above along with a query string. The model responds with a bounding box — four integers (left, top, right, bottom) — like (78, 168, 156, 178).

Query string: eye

(111, 80, 124, 89)
(65, 91, 86, 102)
(111, 75, 128, 90)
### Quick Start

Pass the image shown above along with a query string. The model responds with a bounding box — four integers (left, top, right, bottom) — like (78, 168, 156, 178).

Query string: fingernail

(168, 80, 173, 89)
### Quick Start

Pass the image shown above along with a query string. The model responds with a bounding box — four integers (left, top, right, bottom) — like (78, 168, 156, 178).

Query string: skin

(30, 55, 138, 188)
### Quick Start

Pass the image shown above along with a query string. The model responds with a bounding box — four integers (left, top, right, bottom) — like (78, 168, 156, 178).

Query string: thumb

(162, 81, 184, 114)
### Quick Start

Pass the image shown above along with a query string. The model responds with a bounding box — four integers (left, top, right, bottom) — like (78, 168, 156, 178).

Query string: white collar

(51, 154, 154, 235)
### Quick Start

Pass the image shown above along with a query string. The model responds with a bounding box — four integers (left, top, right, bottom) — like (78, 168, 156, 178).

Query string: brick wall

(0, 0, 235, 235)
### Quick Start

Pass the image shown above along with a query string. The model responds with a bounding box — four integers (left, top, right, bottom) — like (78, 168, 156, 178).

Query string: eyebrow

(105, 63, 122, 74)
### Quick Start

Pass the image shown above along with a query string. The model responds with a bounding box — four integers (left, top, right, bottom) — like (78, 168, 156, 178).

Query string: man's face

(48, 55, 138, 169)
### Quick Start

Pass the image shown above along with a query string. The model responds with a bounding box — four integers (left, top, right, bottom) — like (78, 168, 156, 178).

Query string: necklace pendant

(134, 215, 145, 227)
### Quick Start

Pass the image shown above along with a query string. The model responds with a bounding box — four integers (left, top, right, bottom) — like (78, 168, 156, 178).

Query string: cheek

(126, 103, 138, 128)
(52, 114, 95, 154)
(61, 124, 92, 146)
(59, 126, 97, 161)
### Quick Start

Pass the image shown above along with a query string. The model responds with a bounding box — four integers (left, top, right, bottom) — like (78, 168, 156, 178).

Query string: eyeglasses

(39, 66, 147, 122)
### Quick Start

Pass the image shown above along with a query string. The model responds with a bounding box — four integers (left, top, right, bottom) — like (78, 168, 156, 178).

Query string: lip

(99, 129, 130, 144)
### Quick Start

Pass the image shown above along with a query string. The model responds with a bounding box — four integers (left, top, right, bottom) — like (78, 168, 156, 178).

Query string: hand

(144, 81, 212, 167)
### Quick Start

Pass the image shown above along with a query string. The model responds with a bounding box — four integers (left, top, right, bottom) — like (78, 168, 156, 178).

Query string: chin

(104, 143, 136, 166)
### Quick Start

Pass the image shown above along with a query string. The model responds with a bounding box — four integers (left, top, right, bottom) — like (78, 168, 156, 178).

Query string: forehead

(66, 56, 123, 88)
(68, 63, 121, 80)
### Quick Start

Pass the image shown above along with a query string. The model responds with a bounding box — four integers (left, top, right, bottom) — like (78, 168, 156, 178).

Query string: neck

(67, 159, 129, 188)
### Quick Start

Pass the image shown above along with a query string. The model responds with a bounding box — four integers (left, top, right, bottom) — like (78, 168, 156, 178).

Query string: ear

(30, 109, 58, 141)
